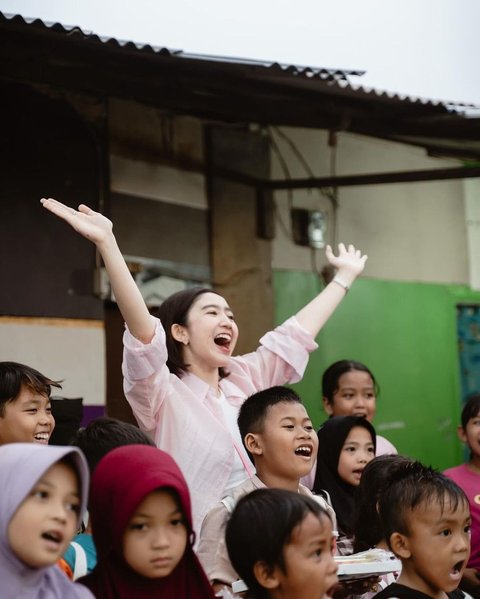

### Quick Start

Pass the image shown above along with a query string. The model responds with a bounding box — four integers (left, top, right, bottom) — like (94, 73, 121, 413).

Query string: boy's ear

(323, 397, 334, 416)
(171, 324, 189, 345)
(245, 432, 263, 456)
(457, 425, 468, 444)
(389, 532, 411, 559)
(253, 561, 281, 590)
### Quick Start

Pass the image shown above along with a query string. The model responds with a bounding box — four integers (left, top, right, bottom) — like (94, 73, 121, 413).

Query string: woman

(41, 197, 367, 532)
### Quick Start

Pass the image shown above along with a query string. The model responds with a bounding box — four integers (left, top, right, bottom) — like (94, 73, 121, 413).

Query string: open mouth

(450, 560, 465, 579)
(42, 529, 63, 547)
(295, 445, 313, 458)
(34, 432, 50, 443)
(214, 333, 232, 351)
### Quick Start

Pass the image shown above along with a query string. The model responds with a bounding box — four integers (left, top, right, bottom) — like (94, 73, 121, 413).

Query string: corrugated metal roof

(2, 9, 480, 160)
(2, 10, 475, 112)
(1, 12, 363, 82)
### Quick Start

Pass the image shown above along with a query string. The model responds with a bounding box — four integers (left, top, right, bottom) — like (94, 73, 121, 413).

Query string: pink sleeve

(122, 315, 171, 433)
(229, 316, 318, 390)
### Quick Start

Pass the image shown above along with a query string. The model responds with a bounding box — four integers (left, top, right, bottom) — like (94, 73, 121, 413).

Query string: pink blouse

(122, 315, 317, 533)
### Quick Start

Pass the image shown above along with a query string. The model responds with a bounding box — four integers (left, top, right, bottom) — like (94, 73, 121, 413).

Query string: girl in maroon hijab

(78, 445, 215, 599)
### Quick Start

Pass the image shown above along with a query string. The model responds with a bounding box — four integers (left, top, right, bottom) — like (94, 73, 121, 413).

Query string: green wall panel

(273, 270, 480, 470)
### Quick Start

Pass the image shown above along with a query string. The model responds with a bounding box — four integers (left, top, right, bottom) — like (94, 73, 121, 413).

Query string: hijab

(313, 416, 376, 535)
(0, 442, 93, 599)
(79, 444, 215, 599)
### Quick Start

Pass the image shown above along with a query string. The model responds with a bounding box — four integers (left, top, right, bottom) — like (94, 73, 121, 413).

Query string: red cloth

(78, 445, 215, 599)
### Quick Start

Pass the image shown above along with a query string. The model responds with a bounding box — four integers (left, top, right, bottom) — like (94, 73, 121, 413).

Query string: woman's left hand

(326, 243, 368, 283)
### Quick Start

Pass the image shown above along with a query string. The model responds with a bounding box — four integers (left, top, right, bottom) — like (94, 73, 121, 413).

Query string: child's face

(272, 512, 338, 599)
(324, 371, 376, 421)
(122, 489, 188, 579)
(396, 496, 471, 596)
(250, 401, 318, 482)
(8, 461, 80, 568)
(459, 413, 480, 459)
(0, 386, 55, 444)
(337, 426, 375, 486)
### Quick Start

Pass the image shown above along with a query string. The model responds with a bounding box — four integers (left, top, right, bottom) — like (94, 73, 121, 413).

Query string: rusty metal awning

(1, 11, 480, 162)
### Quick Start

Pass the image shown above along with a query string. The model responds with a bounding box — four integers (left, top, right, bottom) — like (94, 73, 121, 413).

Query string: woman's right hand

(42, 197, 154, 342)
(41, 198, 113, 247)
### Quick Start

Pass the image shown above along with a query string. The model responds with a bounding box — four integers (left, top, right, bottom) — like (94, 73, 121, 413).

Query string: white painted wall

(110, 156, 207, 210)
(0, 318, 105, 406)
(109, 118, 471, 286)
(464, 178, 480, 291)
(270, 127, 469, 285)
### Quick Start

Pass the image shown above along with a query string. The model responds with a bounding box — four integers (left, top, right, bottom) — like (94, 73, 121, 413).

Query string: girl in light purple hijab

(0, 443, 94, 599)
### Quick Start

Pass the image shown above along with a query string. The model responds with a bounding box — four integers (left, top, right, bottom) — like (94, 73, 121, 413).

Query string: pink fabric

(375, 434, 397, 457)
(122, 315, 317, 533)
(443, 463, 480, 569)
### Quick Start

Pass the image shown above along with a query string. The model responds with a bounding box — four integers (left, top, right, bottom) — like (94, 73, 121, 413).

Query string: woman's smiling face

(176, 292, 239, 372)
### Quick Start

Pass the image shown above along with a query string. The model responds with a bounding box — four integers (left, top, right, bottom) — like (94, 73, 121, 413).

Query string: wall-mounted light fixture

(291, 208, 328, 249)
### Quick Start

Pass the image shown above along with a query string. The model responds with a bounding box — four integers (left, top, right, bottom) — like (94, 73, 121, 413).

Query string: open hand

(326, 243, 368, 280)
(41, 198, 113, 246)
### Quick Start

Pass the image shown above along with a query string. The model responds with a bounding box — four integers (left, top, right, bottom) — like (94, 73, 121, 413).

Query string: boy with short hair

(197, 385, 334, 593)
(0, 361, 61, 445)
(376, 461, 471, 599)
(444, 394, 480, 598)
(225, 488, 338, 599)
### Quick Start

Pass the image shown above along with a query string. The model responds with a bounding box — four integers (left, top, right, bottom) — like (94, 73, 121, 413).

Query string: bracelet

(332, 277, 349, 293)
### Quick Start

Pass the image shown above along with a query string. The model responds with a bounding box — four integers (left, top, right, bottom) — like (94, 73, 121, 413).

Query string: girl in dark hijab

(313, 415, 376, 541)
(78, 444, 215, 599)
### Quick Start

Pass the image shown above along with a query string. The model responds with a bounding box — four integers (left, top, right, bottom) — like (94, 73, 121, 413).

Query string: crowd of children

(0, 197, 477, 599)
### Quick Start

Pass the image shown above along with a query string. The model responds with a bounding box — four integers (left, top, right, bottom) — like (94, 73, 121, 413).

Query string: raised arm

(295, 243, 367, 337)
(41, 198, 155, 343)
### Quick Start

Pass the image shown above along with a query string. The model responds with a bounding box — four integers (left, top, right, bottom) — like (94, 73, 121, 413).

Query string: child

(77, 444, 216, 599)
(444, 394, 480, 597)
(197, 386, 335, 593)
(225, 488, 338, 599)
(377, 461, 471, 599)
(349, 455, 413, 599)
(0, 442, 94, 598)
(321, 360, 396, 456)
(0, 361, 61, 445)
(62, 417, 156, 579)
(41, 197, 367, 533)
(312, 415, 376, 544)
(353, 454, 413, 553)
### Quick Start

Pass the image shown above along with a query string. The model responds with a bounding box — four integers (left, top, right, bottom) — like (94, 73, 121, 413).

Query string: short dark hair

(322, 360, 379, 406)
(226, 488, 331, 599)
(379, 461, 469, 550)
(237, 386, 303, 460)
(153, 287, 228, 378)
(353, 454, 413, 552)
(0, 361, 62, 416)
(73, 417, 155, 474)
(461, 394, 480, 429)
